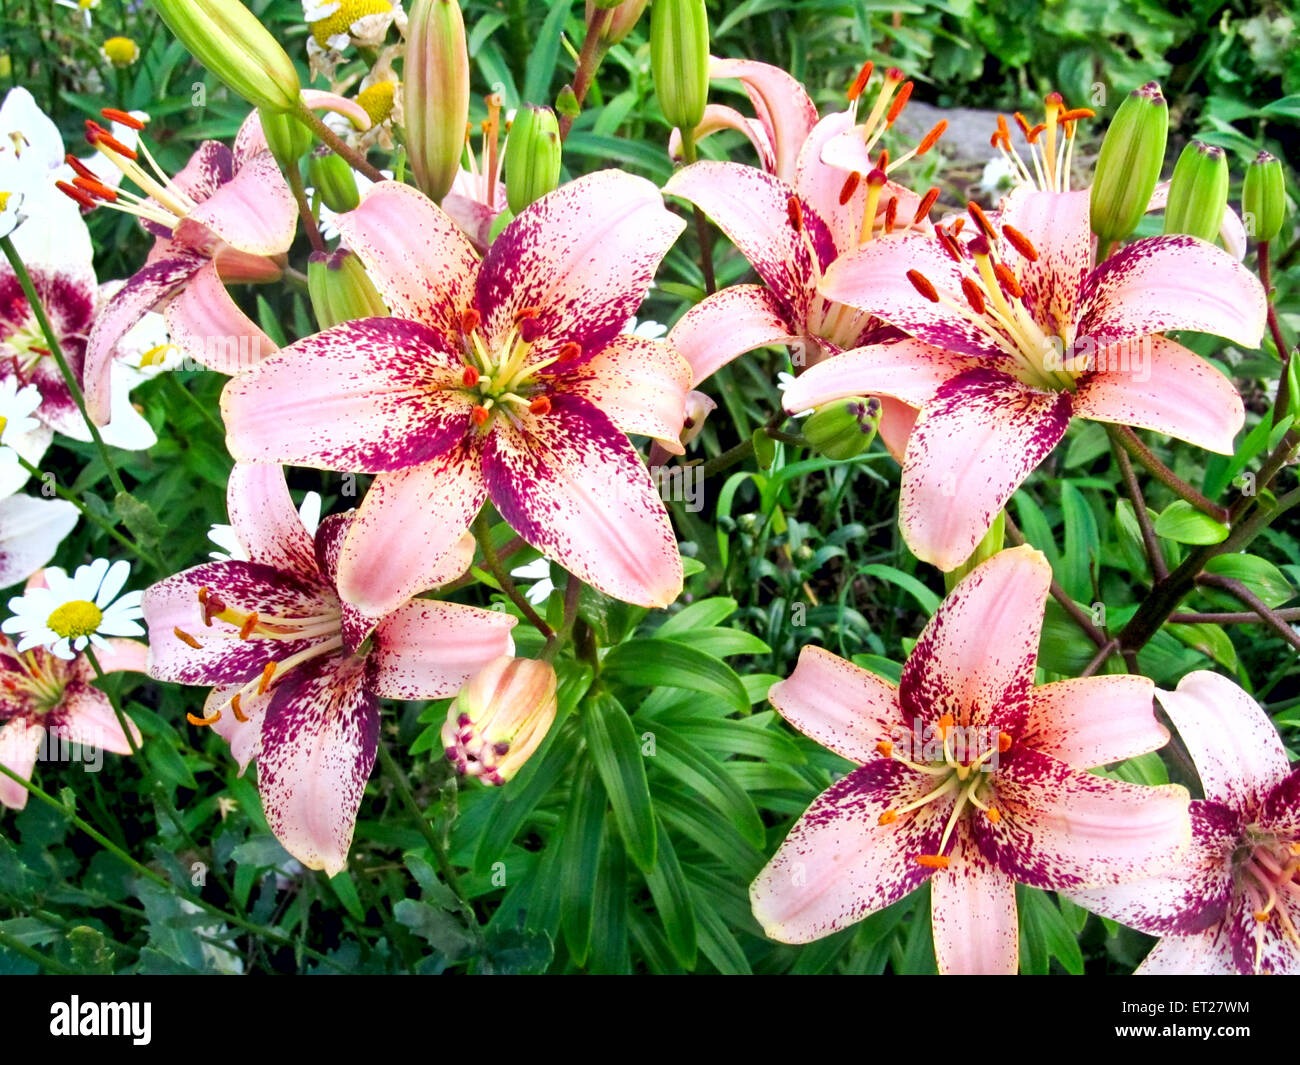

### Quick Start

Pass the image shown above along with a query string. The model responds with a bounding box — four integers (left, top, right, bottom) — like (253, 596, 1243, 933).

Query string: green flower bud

(650, 0, 709, 132)
(587, 0, 650, 46)
(307, 250, 389, 330)
(405, 0, 470, 204)
(307, 150, 360, 215)
(503, 106, 562, 215)
(259, 109, 312, 171)
(802, 396, 880, 461)
(488, 205, 514, 243)
(1164, 139, 1229, 244)
(1090, 81, 1167, 248)
(153, 0, 301, 113)
(1243, 150, 1287, 244)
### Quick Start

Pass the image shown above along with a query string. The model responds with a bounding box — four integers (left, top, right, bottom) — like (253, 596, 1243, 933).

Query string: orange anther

(187, 709, 222, 727)
(557, 341, 582, 361)
(786, 195, 803, 231)
(100, 107, 146, 130)
(878, 810, 899, 825)
(257, 661, 277, 695)
(462, 365, 480, 387)
(916, 120, 946, 155)
(230, 693, 249, 723)
(528, 396, 552, 416)
(916, 855, 950, 869)
(906, 269, 939, 303)
(998, 731, 1013, 753)
(960, 277, 986, 316)
(876, 740, 894, 758)
(987, 807, 1002, 824)
(1001, 224, 1039, 262)
(994, 263, 1023, 298)
(847, 61, 874, 102)
(471, 405, 490, 426)
(838, 171, 861, 206)
(885, 81, 913, 124)
(460, 307, 481, 334)
(173, 627, 202, 650)
(238, 612, 259, 641)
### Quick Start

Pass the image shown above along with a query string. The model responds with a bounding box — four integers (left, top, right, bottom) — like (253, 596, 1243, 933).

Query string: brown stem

(286, 163, 325, 254)
(1079, 638, 1120, 678)
(473, 513, 554, 638)
(296, 103, 386, 183)
(1196, 573, 1300, 654)
(1111, 425, 1229, 523)
(678, 132, 716, 293)
(1004, 516, 1108, 647)
(558, 6, 611, 141)
(1170, 608, 1300, 624)
(1108, 426, 1167, 581)
(1261, 241, 1295, 426)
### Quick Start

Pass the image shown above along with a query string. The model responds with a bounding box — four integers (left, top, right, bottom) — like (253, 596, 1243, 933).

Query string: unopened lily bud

(588, 0, 650, 46)
(308, 150, 360, 214)
(504, 105, 562, 214)
(259, 109, 313, 171)
(803, 396, 880, 460)
(1164, 140, 1229, 244)
(1243, 150, 1287, 244)
(405, 0, 470, 204)
(680, 389, 716, 449)
(307, 250, 389, 329)
(442, 657, 558, 786)
(153, 0, 301, 113)
(1090, 81, 1167, 248)
(650, 0, 709, 132)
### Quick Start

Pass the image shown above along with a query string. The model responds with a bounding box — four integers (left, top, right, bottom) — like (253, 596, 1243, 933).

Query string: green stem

(679, 132, 716, 294)
(286, 161, 325, 255)
(1261, 241, 1295, 426)
(0, 928, 79, 973)
(472, 512, 554, 637)
(558, 5, 611, 142)
(0, 235, 127, 497)
(295, 104, 385, 184)
(1107, 425, 1166, 581)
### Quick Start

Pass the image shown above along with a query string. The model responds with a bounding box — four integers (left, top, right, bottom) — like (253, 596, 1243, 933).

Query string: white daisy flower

(510, 556, 555, 606)
(0, 378, 44, 444)
(777, 371, 814, 417)
(54, 0, 99, 27)
(208, 492, 322, 561)
(3, 558, 143, 659)
(624, 316, 667, 340)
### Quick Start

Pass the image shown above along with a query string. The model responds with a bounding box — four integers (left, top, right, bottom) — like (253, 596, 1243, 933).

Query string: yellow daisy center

(103, 36, 140, 67)
(356, 81, 396, 125)
(310, 0, 390, 46)
(47, 600, 104, 640)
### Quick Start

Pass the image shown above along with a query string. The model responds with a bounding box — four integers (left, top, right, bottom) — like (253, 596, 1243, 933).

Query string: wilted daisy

(54, 0, 99, 28)
(3, 558, 144, 659)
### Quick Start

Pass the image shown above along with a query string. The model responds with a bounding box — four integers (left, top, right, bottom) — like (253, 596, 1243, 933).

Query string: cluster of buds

(1089, 81, 1168, 248)
(1163, 139, 1228, 244)
(442, 657, 558, 785)
(802, 396, 880, 461)
(587, 0, 650, 48)
(405, 0, 471, 204)
(503, 105, 562, 214)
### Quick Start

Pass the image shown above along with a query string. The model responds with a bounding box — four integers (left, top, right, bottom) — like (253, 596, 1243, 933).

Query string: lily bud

(587, 0, 650, 46)
(1090, 81, 1167, 248)
(308, 149, 360, 214)
(1164, 140, 1229, 244)
(1243, 150, 1287, 244)
(442, 657, 558, 786)
(307, 250, 389, 329)
(650, 0, 709, 132)
(259, 109, 313, 171)
(802, 396, 880, 461)
(405, 0, 470, 204)
(504, 105, 562, 214)
(153, 0, 301, 113)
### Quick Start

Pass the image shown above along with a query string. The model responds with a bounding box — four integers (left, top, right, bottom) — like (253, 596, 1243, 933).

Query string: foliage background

(0, 0, 1297, 974)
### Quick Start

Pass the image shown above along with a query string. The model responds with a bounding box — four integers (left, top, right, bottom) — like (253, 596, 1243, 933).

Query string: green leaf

(1166, 621, 1238, 671)
(588, 818, 630, 973)
(1060, 481, 1099, 601)
(857, 563, 941, 615)
(114, 491, 165, 548)
(643, 817, 698, 969)
(583, 693, 657, 873)
(559, 761, 606, 965)
(657, 597, 739, 634)
(1153, 500, 1229, 545)
(1203, 554, 1295, 608)
(646, 724, 765, 847)
(522, 0, 571, 105)
(602, 639, 750, 715)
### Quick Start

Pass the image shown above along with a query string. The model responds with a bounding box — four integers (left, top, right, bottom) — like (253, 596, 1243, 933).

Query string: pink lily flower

(752, 545, 1191, 973)
(222, 170, 691, 617)
(0, 633, 145, 810)
(785, 185, 1267, 570)
(1069, 671, 1300, 975)
(665, 64, 943, 458)
(142, 463, 515, 875)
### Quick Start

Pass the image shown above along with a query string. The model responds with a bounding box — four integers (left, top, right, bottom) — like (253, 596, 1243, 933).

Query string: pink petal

(477, 170, 685, 363)
(221, 318, 472, 473)
(1022, 675, 1166, 769)
(768, 645, 905, 764)
(820, 235, 1007, 360)
(876, 396, 918, 464)
(0, 495, 79, 589)
(256, 656, 378, 876)
(207, 684, 270, 771)
(709, 57, 818, 183)
(1225, 894, 1300, 975)
(664, 162, 830, 318)
(780, 338, 977, 413)
(978, 746, 1191, 890)
(83, 253, 205, 423)
(335, 450, 488, 617)
(368, 600, 517, 700)
(1135, 928, 1237, 974)
(749, 760, 949, 943)
(901, 545, 1051, 734)
(929, 823, 1019, 974)
(87, 637, 149, 675)
(899, 368, 1073, 570)
(168, 141, 234, 207)
(226, 463, 320, 581)
(164, 261, 277, 373)
(670, 105, 774, 172)
(335, 180, 480, 335)
(667, 284, 799, 386)
(1155, 670, 1290, 813)
(0, 720, 41, 810)
(484, 395, 683, 608)
(1078, 235, 1266, 351)
(1066, 801, 1236, 936)
(557, 334, 691, 451)
(185, 150, 297, 256)
(996, 187, 1092, 337)
(1071, 336, 1244, 454)
(60, 683, 140, 754)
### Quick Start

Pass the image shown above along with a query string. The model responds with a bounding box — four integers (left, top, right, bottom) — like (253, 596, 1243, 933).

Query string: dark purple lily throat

(1239, 828, 1300, 967)
(875, 716, 1014, 869)
(174, 584, 343, 729)
(456, 303, 581, 433)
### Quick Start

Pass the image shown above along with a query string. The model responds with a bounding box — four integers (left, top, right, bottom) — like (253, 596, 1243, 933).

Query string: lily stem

(285, 161, 325, 255)
(558, 5, 611, 142)
(1110, 425, 1229, 524)
(1196, 572, 1300, 655)
(679, 132, 716, 294)
(295, 104, 385, 184)
(1107, 426, 1166, 581)
(0, 235, 127, 498)
(472, 512, 554, 638)
(1004, 515, 1109, 648)
(1260, 241, 1294, 426)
